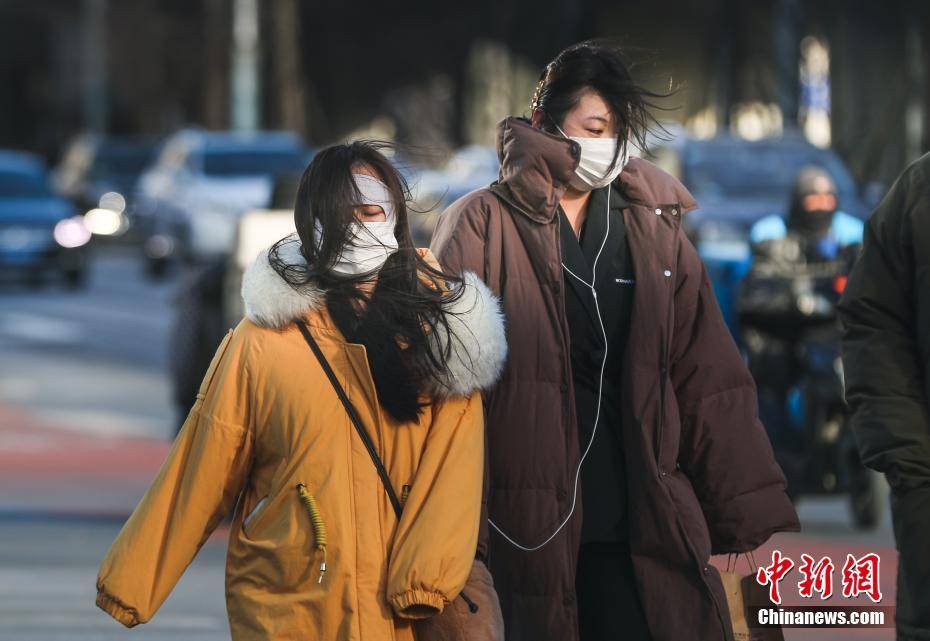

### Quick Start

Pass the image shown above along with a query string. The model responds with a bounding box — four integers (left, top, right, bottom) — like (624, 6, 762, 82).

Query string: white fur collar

(241, 236, 507, 396)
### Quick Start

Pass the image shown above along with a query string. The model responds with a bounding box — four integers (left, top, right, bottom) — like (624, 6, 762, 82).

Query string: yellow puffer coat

(95, 242, 507, 640)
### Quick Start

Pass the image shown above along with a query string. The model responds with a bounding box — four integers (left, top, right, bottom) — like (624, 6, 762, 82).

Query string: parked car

(134, 129, 309, 277)
(646, 134, 869, 330)
(404, 145, 499, 244)
(53, 135, 160, 238)
(0, 151, 88, 287)
(170, 173, 299, 428)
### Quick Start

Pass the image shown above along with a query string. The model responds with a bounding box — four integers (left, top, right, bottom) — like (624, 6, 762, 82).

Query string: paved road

(0, 247, 229, 640)
(0, 246, 900, 640)
(0, 520, 229, 641)
(0, 245, 177, 440)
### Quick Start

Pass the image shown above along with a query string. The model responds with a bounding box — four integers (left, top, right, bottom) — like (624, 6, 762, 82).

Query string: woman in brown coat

(430, 42, 800, 641)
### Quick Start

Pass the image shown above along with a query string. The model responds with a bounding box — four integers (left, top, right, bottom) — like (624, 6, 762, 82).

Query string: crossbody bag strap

(296, 320, 404, 519)
(297, 319, 481, 614)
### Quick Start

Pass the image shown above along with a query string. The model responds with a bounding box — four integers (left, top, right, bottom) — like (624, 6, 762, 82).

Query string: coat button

(663, 269, 672, 277)
(703, 566, 710, 574)
(670, 207, 679, 216)
(654, 208, 662, 216)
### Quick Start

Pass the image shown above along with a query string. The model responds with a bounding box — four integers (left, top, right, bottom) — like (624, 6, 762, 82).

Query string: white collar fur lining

(241, 236, 507, 396)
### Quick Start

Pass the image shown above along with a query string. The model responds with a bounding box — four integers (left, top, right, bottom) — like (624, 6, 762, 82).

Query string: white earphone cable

(488, 188, 612, 551)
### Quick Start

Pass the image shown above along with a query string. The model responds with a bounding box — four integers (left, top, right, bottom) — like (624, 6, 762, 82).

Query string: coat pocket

(242, 495, 269, 533)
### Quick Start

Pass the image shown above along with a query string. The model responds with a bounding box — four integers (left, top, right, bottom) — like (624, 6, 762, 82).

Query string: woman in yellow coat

(95, 141, 507, 640)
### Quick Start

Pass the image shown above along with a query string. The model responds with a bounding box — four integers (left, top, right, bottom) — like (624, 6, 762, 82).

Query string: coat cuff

(707, 482, 801, 554)
(390, 588, 447, 619)
(96, 588, 142, 628)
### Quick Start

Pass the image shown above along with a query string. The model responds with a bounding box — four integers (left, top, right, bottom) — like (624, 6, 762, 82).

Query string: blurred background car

(170, 172, 299, 427)
(0, 150, 88, 288)
(646, 133, 871, 331)
(134, 129, 310, 277)
(52, 134, 160, 241)
(406, 144, 499, 243)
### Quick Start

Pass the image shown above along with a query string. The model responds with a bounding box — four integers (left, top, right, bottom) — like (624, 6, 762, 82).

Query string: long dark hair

(531, 40, 672, 173)
(268, 140, 466, 423)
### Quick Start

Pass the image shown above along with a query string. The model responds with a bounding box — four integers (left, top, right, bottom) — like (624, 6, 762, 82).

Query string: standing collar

(491, 117, 579, 223)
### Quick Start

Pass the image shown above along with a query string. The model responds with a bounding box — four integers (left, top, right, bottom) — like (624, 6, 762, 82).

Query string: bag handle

(726, 550, 760, 573)
(296, 320, 404, 519)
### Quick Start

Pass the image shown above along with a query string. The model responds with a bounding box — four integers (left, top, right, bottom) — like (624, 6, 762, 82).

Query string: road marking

(0, 612, 225, 630)
(34, 408, 170, 439)
(0, 312, 83, 344)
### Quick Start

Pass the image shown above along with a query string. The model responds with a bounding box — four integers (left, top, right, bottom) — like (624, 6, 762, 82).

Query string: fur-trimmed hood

(241, 236, 507, 396)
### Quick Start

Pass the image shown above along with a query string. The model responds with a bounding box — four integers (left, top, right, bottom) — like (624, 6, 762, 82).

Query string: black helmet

(787, 166, 837, 236)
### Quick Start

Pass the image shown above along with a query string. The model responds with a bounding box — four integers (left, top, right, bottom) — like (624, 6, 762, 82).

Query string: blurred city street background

(2, 0, 929, 639)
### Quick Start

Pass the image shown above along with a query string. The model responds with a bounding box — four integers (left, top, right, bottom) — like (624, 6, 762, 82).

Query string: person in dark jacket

(839, 153, 930, 641)
(430, 41, 799, 641)
(742, 167, 863, 485)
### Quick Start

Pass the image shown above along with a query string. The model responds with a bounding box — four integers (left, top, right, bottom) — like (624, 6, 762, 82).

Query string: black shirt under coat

(558, 184, 635, 544)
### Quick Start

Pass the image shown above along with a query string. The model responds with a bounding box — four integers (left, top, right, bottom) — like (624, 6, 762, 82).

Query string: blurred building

(0, 0, 928, 187)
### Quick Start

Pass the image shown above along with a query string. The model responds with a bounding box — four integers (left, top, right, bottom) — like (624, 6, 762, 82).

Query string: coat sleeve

(429, 191, 495, 561)
(386, 392, 484, 618)
(670, 235, 800, 553)
(839, 170, 930, 490)
(95, 327, 255, 627)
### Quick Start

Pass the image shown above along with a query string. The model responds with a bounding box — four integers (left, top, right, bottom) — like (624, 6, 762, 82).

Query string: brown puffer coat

(430, 117, 800, 641)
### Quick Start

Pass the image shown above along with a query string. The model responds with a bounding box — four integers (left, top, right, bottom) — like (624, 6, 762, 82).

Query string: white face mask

(556, 123, 627, 191)
(316, 173, 399, 276)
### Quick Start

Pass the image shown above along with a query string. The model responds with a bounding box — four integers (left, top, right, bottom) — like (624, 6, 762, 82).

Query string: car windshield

(202, 149, 305, 177)
(682, 142, 857, 202)
(0, 170, 50, 197)
(92, 145, 157, 178)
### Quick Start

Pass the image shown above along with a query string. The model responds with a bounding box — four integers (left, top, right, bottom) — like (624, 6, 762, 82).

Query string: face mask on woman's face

(316, 173, 399, 276)
(555, 122, 627, 191)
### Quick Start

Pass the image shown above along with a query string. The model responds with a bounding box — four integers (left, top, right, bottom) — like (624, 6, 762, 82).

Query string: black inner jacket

(558, 184, 635, 544)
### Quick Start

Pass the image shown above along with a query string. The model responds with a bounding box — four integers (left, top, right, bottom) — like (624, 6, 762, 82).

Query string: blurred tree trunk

(81, 0, 108, 133)
(271, 0, 306, 134)
(774, 0, 802, 128)
(203, 0, 230, 129)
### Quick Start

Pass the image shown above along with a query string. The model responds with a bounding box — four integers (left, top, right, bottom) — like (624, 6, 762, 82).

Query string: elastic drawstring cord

(296, 483, 328, 584)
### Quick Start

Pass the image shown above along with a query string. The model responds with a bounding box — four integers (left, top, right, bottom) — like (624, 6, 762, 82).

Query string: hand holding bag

(297, 320, 504, 641)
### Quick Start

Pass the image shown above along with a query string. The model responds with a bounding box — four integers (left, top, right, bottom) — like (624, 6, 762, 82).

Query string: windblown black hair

(267, 140, 468, 423)
(531, 40, 673, 173)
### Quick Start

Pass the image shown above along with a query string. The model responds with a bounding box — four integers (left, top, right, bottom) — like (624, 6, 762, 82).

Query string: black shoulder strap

(297, 319, 480, 613)
(296, 320, 404, 519)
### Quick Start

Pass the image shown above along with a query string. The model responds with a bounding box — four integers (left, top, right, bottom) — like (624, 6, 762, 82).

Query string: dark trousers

(576, 542, 652, 641)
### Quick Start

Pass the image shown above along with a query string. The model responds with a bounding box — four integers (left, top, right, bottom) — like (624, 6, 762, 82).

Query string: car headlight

(84, 208, 127, 236)
(54, 216, 92, 248)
